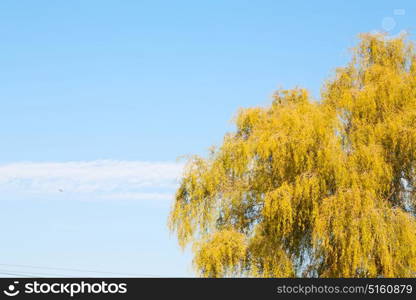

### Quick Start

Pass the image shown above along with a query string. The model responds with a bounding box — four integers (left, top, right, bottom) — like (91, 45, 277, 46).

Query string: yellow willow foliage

(168, 33, 416, 277)
(193, 229, 246, 277)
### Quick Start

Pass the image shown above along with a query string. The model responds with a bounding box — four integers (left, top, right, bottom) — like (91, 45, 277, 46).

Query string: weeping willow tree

(168, 34, 416, 278)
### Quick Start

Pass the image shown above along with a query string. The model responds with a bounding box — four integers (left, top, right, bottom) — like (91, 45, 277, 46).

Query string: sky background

(0, 0, 415, 277)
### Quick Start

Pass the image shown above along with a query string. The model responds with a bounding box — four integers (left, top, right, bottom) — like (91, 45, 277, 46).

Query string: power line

(0, 263, 161, 277)
(0, 270, 37, 277)
(0, 268, 78, 277)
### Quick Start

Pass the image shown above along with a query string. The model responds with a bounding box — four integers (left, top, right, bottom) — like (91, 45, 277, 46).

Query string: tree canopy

(168, 34, 416, 277)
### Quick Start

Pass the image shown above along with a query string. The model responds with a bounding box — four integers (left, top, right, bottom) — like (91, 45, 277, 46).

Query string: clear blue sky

(0, 0, 415, 277)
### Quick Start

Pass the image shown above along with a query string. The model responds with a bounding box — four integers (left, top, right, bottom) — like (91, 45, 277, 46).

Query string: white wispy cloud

(0, 160, 184, 203)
